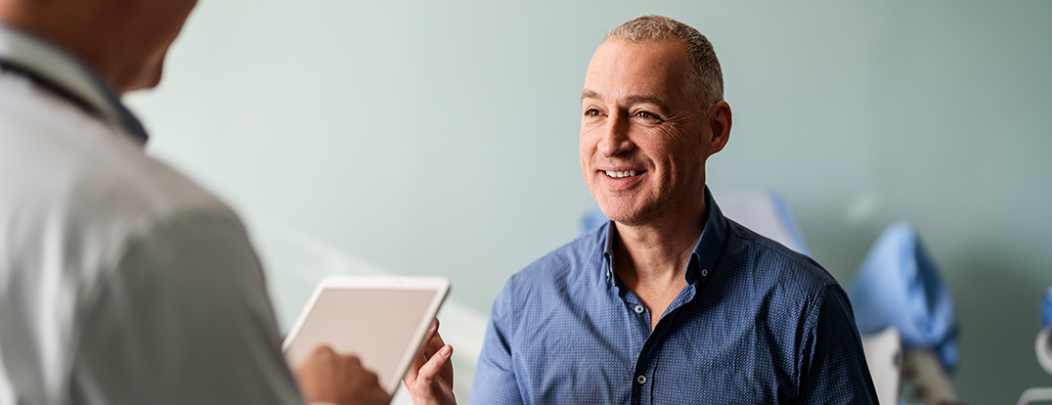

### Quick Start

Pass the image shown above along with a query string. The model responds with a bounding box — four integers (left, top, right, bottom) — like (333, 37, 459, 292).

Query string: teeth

(605, 170, 639, 179)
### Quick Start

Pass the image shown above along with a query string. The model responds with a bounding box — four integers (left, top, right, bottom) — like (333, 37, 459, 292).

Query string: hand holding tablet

(283, 276, 455, 404)
(403, 319, 456, 405)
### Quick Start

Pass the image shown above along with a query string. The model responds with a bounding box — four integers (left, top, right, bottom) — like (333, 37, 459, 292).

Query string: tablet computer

(282, 275, 451, 394)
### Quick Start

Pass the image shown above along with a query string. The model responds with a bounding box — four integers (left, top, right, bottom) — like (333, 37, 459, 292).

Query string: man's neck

(613, 205, 707, 285)
(612, 195, 708, 329)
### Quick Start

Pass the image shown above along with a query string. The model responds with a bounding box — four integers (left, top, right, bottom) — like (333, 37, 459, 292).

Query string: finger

(405, 322, 437, 382)
(312, 344, 337, 357)
(430, 330, 446, 347)
(372, 387, 393, 405)
(422, 320, 441, 358)
(415, 344, 453, 385)
(341, 353, 363, 368)
(302, 345, 337, 371)
(430, 318, 446, 345)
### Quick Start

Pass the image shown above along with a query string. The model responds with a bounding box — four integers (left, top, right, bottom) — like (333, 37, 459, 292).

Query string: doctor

(0, 0, 448, 404)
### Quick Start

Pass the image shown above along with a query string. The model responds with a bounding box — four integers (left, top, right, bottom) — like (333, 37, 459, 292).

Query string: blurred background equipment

(1039, 288, 1052, 376)
(1017, 288, 1052, 405)
(861, 327, 902, 405)
(846, 223, 961, 404)
(846, 223, 959, 372)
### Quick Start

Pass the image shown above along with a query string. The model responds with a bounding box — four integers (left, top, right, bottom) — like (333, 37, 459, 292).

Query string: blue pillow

(1042, 287, 1052, 329)
(846, 222, 960, 372)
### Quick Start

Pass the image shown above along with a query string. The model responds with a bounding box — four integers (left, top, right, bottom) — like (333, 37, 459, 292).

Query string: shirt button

(701, 268, 709, 277)
(634, 305, 645, 314)
(637, 375, 647, 384)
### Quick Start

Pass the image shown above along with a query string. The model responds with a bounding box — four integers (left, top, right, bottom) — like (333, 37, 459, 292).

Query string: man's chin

(599, 206, 650, 227)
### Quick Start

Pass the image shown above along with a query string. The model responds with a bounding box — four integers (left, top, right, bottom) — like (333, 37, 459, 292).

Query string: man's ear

(706, 101, 732, 157)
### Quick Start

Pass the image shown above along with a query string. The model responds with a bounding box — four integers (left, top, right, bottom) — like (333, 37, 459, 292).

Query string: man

(0, 0, 448, 404)
(469, 15, 878, 404)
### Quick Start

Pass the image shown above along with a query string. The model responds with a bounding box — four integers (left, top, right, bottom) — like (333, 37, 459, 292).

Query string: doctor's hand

(294, 345, 391, 405)
(403, 319, 456, 405)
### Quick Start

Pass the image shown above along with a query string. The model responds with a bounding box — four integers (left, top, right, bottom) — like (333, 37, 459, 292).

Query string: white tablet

(282, 275, 450, 394)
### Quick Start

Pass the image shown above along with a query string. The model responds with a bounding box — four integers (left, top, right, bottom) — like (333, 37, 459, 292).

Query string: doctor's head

(580, 15, 732, 226)
(0, 0, 199, 94)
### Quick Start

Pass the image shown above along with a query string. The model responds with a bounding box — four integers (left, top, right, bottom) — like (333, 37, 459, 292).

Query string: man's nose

(597, 114, 633, 157)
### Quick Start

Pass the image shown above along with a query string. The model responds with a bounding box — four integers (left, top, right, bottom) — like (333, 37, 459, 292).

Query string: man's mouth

(604, 170, 644, 179)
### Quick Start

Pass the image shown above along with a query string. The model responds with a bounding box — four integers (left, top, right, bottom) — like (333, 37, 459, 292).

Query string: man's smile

(604, 170, 645, 179)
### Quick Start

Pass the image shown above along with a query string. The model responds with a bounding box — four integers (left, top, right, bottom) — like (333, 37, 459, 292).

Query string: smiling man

(469, 15, 878, 404)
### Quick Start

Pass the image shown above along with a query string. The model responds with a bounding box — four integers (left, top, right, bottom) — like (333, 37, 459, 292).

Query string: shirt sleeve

(796, 284, 879, 404)
(68, 208, 305, 405)
(467, 283, 524, 405)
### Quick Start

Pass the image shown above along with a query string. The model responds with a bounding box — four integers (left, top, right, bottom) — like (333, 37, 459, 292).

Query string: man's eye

(636, 111, 660, 121)
(585, 109, 601, 117)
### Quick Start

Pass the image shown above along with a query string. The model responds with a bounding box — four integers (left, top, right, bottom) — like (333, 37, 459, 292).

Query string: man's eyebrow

(580, 90, 669, 107)
(580, 91, 673, 114)
(624, 95, 672, 112)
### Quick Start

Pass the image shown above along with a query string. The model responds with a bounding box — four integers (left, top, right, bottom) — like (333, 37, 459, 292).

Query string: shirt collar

(602, 185, 730, 286)
(0, 24, 149, 145)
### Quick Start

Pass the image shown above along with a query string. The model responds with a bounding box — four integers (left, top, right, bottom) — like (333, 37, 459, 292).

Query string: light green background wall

(127, 1, 1052, 403)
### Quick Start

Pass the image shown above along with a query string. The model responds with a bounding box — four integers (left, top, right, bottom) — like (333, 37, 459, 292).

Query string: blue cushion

(846, 222, 959, 372)
(1042, 287, 1052, 329)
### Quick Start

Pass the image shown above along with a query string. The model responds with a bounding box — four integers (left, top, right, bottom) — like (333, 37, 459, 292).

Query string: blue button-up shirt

(470, 189, 877, 404)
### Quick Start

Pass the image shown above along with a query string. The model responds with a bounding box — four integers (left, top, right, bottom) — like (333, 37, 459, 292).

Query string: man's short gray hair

(605, 15, 723, 109)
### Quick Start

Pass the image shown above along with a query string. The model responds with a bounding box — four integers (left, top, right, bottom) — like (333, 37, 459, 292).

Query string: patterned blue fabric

(845, 223, 959, 372)
(470, 189, 877, 404)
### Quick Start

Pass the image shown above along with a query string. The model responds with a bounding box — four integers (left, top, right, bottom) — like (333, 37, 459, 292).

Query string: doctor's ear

(706, 101, 731, 157)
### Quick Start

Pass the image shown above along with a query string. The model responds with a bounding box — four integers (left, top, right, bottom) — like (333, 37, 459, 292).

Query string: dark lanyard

(0, 57, 103, 119)
(0, 57, 149, 144)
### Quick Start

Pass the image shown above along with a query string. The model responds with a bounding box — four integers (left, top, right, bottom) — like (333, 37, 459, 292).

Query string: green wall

(128, 1, 1052, 403)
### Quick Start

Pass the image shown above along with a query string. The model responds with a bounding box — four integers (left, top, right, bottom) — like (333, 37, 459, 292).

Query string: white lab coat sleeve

(67, 207, 305, 405)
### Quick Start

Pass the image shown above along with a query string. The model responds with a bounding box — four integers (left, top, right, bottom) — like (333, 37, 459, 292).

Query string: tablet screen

(283, 288, 438, 390)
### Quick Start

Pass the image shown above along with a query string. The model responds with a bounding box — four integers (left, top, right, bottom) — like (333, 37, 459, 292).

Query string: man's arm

(796, 284, 879, 404)
(65, 207, 395, 405)
(467, 285, 524, 405)
(68, 209, 303, 405)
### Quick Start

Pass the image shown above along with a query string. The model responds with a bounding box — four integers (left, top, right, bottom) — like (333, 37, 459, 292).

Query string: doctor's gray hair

(605, 15, 723, 109)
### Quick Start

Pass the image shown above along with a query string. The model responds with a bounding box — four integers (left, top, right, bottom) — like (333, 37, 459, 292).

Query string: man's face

(580, 39, 714, 225)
